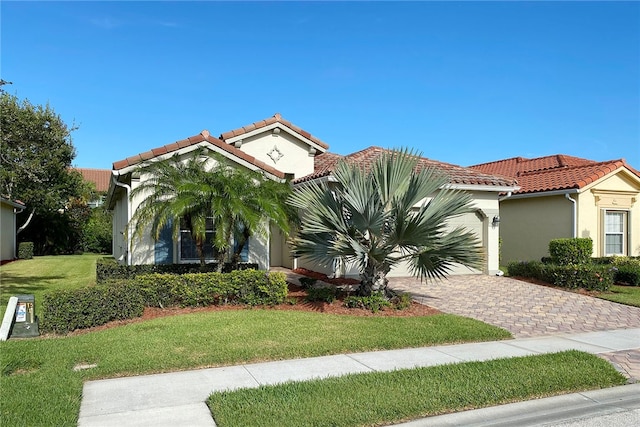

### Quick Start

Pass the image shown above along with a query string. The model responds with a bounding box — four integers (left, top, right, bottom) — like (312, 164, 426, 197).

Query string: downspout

(13, 204, 25, 260)
(112, 175, 132, 265)
(565, 193, 577, 238)
(499, 191, 512, 202)
(495, 191, 512, 276)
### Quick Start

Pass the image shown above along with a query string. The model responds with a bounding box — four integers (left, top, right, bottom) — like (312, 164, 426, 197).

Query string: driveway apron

(389, 275, 640, 338)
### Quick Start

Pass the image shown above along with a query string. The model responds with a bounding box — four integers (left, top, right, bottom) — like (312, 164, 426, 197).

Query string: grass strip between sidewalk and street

(208, 350, 627, 427)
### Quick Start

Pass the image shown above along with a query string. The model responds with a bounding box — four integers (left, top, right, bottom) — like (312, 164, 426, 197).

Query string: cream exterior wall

(231, 129, 317, 179)
(499, 169, 640, 263)
(579, 171, 640, 257)
(499, 195, 573, 264)
(1, 202, 18, 261)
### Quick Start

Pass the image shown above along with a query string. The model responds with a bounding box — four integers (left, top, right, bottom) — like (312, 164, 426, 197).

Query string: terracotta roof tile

(220, 113, 329, 149)
(294, 147, 517, 188)
(470, 155, 639, 194)
(112, 131, 285, 179)
(75, 168, 112, 192)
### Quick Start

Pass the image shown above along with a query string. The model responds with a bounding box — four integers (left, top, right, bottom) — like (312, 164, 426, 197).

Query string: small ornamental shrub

(298, 277, 317, 289)
(305, 286, 338, 303)
(613, 265, 640, 286)
(389, 292, 413, 310)
(507, 261, 614, 292)
(549, 238, 592, 265)
(18, 242, 34, 259)
(344, 292, 391, 313)
(507, 261, 545, 279)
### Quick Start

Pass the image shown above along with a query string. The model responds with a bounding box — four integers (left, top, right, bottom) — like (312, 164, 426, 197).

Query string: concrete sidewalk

(78, 328, 640, 427)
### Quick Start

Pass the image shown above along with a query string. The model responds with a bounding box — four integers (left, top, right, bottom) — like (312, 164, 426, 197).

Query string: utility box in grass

(10, 294, 39, 338)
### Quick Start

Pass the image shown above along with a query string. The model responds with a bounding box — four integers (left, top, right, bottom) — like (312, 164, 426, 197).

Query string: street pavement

(78, 273, 640, 426)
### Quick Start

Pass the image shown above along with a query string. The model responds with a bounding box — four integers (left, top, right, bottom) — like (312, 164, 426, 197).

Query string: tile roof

(294, 146, 518, 188)
(219, 113, 329, 149)
(75, 168, 112, 192)
(470, 154, 640, 194)
(111, 130, 285, 179)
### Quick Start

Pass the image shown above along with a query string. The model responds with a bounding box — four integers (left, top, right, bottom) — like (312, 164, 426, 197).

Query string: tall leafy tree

(129, 148, 293, 269)
(1, 92, 92, 253)
(288, 148, 483, 296)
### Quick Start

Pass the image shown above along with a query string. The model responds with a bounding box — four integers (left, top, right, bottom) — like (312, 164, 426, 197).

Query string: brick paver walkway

(389, 275, 640, 338)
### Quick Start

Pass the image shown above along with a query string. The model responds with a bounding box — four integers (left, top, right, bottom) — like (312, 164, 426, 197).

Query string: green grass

(0, 309, 510, 426)
(596, 285, 640, 307)
(208, 350, 626, 427)
(0, 254, 101, 317)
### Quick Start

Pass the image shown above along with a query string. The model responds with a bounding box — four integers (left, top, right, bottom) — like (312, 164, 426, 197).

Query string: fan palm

(288, 148, 483, 296)
(129, 148, 293, 269)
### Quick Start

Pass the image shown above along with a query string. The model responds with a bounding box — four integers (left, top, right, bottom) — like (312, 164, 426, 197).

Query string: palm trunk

(358, 262, 389, 296)
(195, 236, 206, 267)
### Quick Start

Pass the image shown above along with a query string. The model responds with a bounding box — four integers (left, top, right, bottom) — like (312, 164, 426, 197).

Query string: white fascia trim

(445, 184, 521, 193)
(114, 143, 284, 182)
(507, 188, 580, 200)
(224, 123, 327, 154)
(0, 198, 26, 209)
(293, 174, 338, 189)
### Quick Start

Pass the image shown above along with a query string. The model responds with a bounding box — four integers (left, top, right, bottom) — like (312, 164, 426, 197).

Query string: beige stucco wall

(234, 129, 317, 179)
(578, 170, 640, 257)
(1, 202, 17, 261)
(500, 195, 573, 264)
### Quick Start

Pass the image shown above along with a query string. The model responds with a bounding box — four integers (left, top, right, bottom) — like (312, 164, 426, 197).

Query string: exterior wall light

(492, 216, 500, 225)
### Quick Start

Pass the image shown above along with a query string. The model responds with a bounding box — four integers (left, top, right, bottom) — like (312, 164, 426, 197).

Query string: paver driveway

(389, 275, 640, 338)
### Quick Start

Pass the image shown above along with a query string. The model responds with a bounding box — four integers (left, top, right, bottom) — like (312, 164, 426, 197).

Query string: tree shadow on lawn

(0, 273, 67, 300)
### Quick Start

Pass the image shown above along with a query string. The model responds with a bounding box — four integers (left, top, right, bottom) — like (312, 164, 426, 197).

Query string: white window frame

(603, 209, 628, 256)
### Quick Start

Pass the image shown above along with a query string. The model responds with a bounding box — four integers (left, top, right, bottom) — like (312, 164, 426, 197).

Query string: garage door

(388, 210, 485, 277)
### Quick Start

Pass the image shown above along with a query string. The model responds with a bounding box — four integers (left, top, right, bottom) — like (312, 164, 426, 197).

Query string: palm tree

(129, 148, 293, 269)
(288, 148, 483, 296)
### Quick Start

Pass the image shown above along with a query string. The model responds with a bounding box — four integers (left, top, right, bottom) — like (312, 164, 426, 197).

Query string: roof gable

(470, 154, 640, 194)
(111, 130, 285, 179)
(220, 113, 329, 152)
(295, 147, 518, 189)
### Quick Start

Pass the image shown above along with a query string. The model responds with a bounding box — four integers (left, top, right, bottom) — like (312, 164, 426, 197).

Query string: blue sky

(2, 1, 639, 170)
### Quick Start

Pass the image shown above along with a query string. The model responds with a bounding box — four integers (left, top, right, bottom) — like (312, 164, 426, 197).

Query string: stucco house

(75, 168, 112, 207)
(106, 114, 517, 277)
(0, 197, 25, 262)
(471, 154, 640, 264)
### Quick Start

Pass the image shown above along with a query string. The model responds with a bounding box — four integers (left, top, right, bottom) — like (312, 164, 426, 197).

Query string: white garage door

(388, 210, 485, 277)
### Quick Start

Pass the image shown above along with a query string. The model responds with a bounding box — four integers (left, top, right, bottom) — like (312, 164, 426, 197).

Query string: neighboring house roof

(76, 168, 111, 192)
(295, 146, 518, 189)
(0, 197, 25, 209)
(470, 154, 640, 195)
(220, 113, 329, 150)
(111, 130, 285, 179)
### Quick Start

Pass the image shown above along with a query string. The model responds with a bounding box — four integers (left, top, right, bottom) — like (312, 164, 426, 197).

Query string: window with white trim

(603, 210, 627, 256)
(179, 217, 215, 262)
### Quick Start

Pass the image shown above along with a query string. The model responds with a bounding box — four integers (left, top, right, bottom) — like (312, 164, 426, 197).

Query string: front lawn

(0, 309, 510, 426)
(596, 285, 640, 307)
(208, 350, 626, 427)
(0, 254, 101, 317)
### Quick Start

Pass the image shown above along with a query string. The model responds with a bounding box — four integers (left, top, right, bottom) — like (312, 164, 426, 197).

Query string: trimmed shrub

(344, 292, 391, 313)
(507, 261, 614, 292)
(548, 238, 592, 265)
(17, 242, 34, 259)
(41, 282, 145, 334)
(298, 277, 317, 289)
(613, 265, 640, 286)
(305, 286, 338, 303)
(41, 270, 288, 333)
(96, 257, 258, 284)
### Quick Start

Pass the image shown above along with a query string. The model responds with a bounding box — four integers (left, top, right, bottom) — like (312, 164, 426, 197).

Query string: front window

(179, 217, 215, 261)
(604, 210, 627, 256)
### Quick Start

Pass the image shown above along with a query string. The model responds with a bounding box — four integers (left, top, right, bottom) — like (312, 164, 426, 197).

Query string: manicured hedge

(548, 238, 592, 265)
(41, 270, 288, 334)
(41, 282, 145, 334)
(507, 261, 615, 292)
(96, 257, 258, 284)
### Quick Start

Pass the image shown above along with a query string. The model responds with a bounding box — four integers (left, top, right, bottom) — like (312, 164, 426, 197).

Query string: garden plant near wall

(507, 237, 639, 290)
